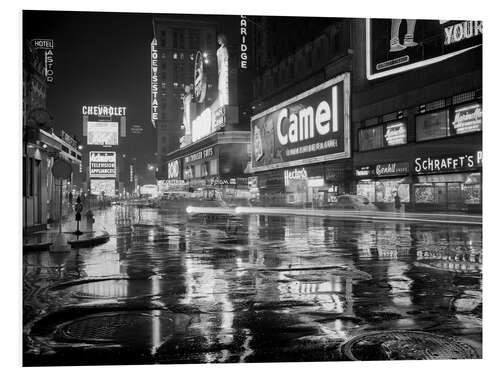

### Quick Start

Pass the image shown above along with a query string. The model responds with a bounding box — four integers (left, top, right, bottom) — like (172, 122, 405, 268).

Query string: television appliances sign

(89, 151, 116, 178)
(250, 73, 350, 172)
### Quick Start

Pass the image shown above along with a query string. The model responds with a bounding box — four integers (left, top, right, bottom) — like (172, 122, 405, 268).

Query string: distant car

(329, 195, 378, 211)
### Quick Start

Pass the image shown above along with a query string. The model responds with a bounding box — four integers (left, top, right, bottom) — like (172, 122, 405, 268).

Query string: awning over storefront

(464, 173, 481, 185)
(416, 173, 468, 183)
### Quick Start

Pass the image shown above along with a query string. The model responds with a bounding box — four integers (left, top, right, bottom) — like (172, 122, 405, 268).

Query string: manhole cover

(341, 330, 479, 360)
(56, 312, 173, 345)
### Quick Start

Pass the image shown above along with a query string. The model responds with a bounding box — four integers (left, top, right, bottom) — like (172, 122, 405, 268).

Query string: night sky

(23, 10, 156, 175)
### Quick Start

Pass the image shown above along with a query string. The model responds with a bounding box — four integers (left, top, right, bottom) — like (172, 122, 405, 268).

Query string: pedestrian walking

(394, 191, 401, 211)
(69, 191, 73, 205)
(85, 209, 95, 231)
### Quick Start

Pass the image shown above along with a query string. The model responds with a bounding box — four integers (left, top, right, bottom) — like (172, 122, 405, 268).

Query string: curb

(23, 242, 53, 252)
(67, 231, 110, 248)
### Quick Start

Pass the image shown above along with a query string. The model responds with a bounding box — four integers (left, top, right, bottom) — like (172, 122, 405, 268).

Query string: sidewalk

(197, 206, 482, 225)
(23, 207, 111, 252)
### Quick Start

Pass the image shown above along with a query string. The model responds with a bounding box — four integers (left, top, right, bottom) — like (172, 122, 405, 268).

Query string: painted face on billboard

(250, 74, 350, 172)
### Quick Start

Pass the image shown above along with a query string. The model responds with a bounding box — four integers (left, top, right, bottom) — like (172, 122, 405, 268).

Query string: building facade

(248, 17, 482, 212)
(351, 19, 482, 212)
(155, 16, 253, 198)
(248, 17, 354, 207)
(152, 17, 219, 179)
(23, 42, 82, 232)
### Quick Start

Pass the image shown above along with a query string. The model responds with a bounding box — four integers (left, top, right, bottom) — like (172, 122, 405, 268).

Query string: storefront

(249, 73, 352, 206)
(167, 140, 250, 199)
(355, 162, 411, 208)
(412, 150, 482, 212)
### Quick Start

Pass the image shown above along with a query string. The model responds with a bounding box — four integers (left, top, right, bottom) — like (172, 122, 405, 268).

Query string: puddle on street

(23, 205, 482, 365)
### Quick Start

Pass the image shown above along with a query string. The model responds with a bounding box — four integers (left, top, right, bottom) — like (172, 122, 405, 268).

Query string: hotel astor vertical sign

(250, 73, 350, 172)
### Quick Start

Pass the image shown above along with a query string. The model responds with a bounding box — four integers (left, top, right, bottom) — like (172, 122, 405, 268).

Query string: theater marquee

(250, 73, 350, 173)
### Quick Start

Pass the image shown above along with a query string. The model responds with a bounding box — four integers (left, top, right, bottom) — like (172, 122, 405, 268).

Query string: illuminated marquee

(151, 38, 159, 127)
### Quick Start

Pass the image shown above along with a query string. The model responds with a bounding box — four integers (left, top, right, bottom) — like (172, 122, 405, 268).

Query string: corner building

(152, 16, 218, 179)
(249, 17, 354, 207)
(156, 16, 255, 198)
(351, 19, 482, 212)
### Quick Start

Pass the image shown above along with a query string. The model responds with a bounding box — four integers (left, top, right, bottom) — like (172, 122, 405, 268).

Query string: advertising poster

(89, 151, 116, 178)
(90, 179, 116, 196)
(366, 19, 482, 79)
(87, 121, 119, 145)
(250, 73, 350, 172)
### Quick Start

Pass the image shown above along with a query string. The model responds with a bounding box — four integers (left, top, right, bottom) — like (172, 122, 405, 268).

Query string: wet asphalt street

(23, 204, 482, 365)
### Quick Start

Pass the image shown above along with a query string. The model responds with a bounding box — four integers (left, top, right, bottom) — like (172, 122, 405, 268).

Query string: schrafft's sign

(151, 39, 158, 127)
(251, 73, 350, 172)
(89, 151, 116, 178)
(414, 150, 482, 174)
(32, 39, 54, 83)
(82, 105, 126, 116)
(366, 19, 482, 80)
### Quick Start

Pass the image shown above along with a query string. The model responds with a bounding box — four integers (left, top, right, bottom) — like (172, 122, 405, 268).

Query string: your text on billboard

(366, 19, 482, 80)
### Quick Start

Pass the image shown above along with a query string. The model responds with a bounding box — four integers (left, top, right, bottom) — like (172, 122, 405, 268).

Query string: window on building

(23, 156, 26, 197)
(416, 109, 449, 141)
(358, 126, 383, 151)
(29, 157, 34, 196)
(358, 120, 407, 151)
(188, 29, 200, 49)
(206, 32, 212, 48)
(210, 159, 218, 175)
(160, 38, 166, 47)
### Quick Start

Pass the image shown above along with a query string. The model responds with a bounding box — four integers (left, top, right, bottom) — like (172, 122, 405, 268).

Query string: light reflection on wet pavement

(23, 205, 482, 365)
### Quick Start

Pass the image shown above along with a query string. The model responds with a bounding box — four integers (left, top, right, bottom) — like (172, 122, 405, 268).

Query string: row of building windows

(358, 100, 482, 152)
